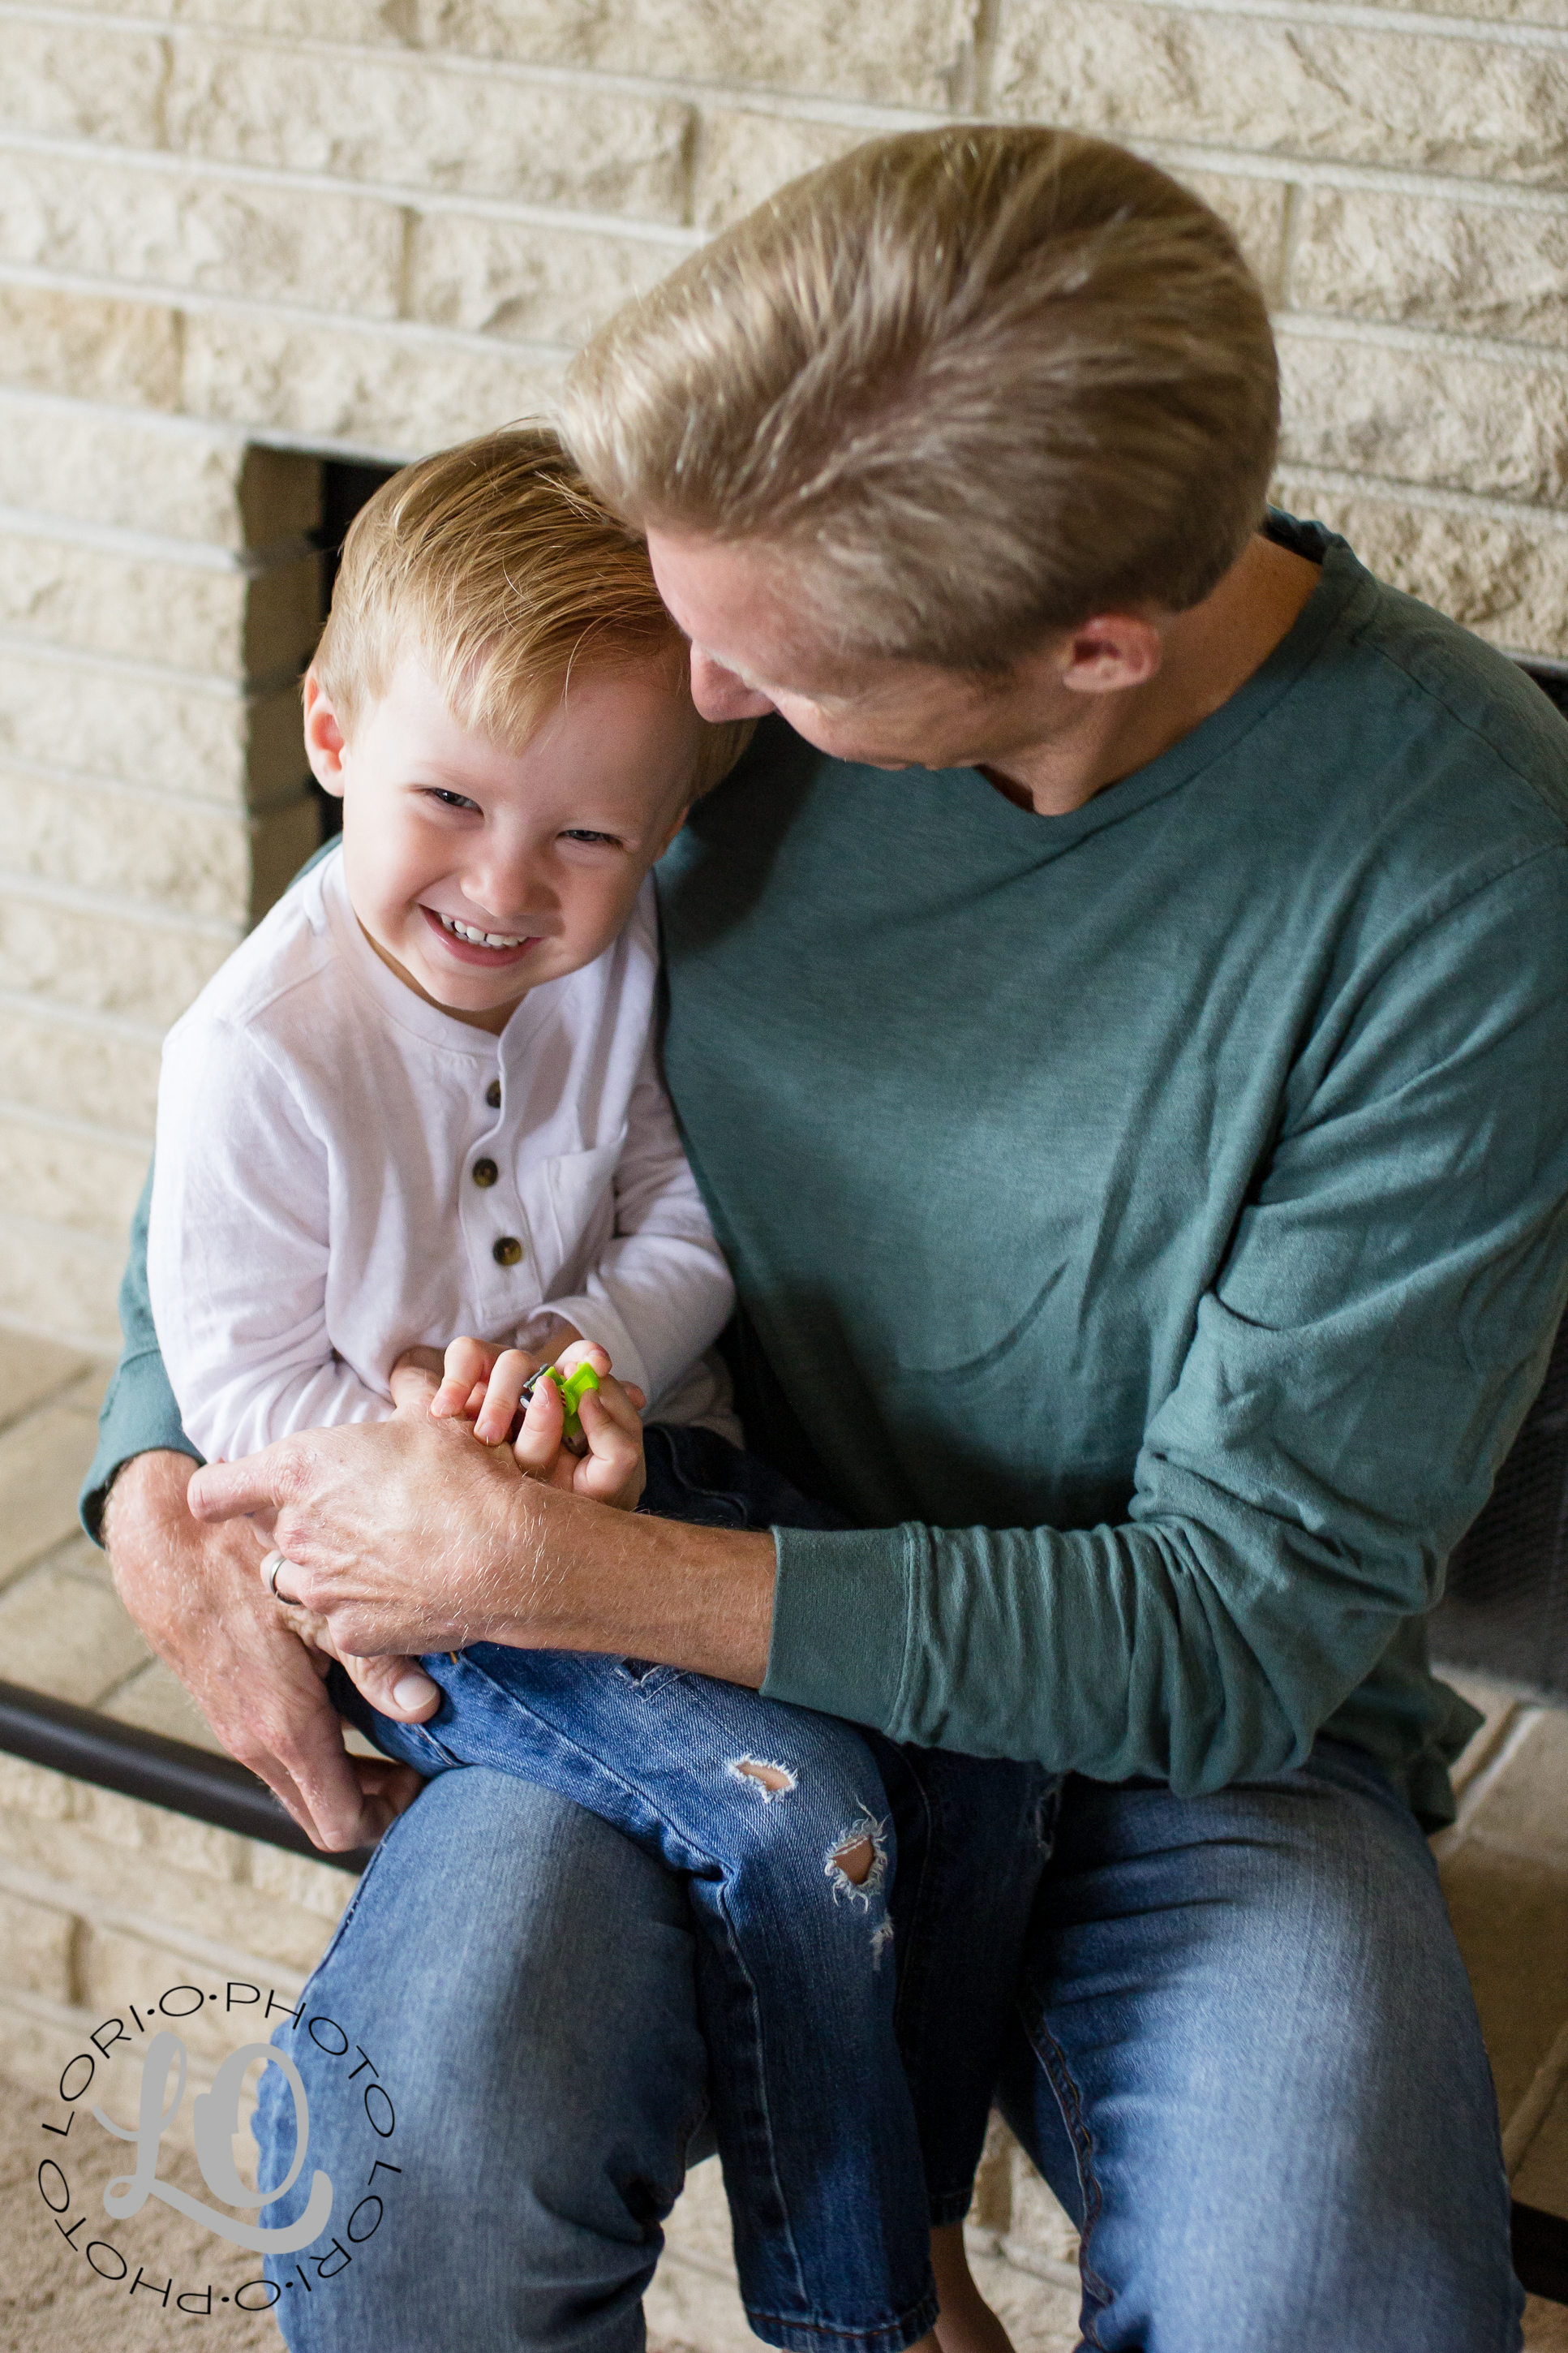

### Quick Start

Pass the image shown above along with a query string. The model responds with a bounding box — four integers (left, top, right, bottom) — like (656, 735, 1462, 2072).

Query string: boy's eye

(559, 828, 623, 849)
(423, 788, 481, 812)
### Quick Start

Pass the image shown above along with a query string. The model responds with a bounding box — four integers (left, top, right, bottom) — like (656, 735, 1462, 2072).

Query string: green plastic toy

(522, 1358, 600, 1445)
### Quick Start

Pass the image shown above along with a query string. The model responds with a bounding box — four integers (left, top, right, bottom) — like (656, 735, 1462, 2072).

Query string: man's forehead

(646, 529, 917, 703)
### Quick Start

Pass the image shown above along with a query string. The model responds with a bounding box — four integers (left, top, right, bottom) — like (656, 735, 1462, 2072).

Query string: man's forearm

(186, 1402, 779, 1686)
(492, 1482, 776, 1686)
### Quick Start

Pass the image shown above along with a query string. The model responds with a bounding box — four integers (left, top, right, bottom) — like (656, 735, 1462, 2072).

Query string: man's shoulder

(1283, 516, 1568, 848)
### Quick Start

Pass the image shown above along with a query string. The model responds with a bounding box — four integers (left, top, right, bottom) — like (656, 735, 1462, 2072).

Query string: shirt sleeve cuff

(761, 1523, 911, 1734)
(79, 1346, 200, 1546)
(528, 1296, 650, 1403)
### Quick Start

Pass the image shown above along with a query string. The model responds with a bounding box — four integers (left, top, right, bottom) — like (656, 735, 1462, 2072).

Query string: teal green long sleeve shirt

(655, 518, 1568, 1828)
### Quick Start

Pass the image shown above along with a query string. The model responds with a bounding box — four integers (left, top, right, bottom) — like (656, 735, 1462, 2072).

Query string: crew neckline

(939, 513, 1370, 853)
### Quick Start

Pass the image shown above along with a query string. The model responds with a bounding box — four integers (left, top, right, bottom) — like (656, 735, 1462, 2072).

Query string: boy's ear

(651, 800, 694, 861)
(303, 669, 349, 796)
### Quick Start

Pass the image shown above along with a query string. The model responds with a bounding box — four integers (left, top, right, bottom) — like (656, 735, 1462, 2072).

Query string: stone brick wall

(2, 0, 1564, 1331)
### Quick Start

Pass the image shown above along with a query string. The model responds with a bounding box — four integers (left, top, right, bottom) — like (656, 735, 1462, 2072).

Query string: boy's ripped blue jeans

(320, 1424, 1053, 2353)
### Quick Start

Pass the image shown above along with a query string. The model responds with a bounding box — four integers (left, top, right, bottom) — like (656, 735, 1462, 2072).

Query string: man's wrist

(485, 1478, 775, 1686)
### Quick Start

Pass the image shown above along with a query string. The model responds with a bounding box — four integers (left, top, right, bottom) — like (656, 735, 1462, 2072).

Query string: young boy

(148, 428, 1047, 2353)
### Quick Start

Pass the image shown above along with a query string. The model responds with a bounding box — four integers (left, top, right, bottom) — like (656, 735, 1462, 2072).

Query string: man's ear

(1059, 612, 1166, 696)
(303, 669, 349, 795)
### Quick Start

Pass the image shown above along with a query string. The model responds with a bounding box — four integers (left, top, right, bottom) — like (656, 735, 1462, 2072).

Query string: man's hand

(187, 1381, 776, 1687)
(102, 1449, 432, 1853)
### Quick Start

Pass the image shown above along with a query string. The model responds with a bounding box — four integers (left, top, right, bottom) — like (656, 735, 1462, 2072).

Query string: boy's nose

(463, 854, 547, 928)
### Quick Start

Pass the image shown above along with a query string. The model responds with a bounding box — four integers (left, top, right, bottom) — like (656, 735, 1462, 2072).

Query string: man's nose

(689, 647, 775, 724)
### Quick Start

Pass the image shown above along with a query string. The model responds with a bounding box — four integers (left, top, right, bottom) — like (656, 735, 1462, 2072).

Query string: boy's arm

(531, 1046, 734, 1409)
(150, 1018, 394, 1459)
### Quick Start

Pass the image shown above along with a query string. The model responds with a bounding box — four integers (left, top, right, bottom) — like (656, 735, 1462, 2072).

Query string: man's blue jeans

(253, 1736, 1522, 2352)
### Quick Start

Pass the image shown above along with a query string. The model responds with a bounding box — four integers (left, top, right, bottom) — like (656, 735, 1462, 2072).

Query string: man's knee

(259, 1773, 707, 2349)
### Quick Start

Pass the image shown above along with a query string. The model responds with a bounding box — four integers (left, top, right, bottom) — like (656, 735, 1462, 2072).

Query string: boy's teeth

(440, 911, 527, 949)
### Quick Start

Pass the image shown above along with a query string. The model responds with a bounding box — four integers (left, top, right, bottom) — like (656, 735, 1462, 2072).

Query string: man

(92, 127, 1566, 2350)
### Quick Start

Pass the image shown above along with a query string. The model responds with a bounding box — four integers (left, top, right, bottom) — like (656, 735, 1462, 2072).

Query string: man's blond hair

(562, 127, 1280, 668)
(313, 427, 751, 789)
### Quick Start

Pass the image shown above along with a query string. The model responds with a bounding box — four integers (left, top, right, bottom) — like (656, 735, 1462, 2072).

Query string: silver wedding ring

(262, 1550, 301, 1607)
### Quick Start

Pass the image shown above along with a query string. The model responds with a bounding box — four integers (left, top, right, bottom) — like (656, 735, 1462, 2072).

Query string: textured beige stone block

(2, 19, 167, 144)
(418, 0, 982, 109)
(78, 1924, 263, 2067)
(0, 1215, 123, 1348)
(1300, 0, 1568, 23)
(0, 1401, 103, 1584)
(0, 397, 245, 548)
(408, 212, 684, 344)
(961, 2243, 1081, 2352)
(1272, 475, 1568, 664)
(1441, 1842, 1568, 2123)
(1005, 2148, 1082, 2271)
(1464, 1710, 1568, 1874)
(1278, 331, 1568, 509)
(0, 767, 260, 925)
(0, 1007, 161, 1140)
(0, 1564, 150, 1701)
(0, 1330, 93, 1434)
(993, 5, 1568, 188)
(102, 1661, 226, 1755)
(0, 283, 183, 411)
(182, 306, 559, 455)
(1291, 187, 1568, 345)
(248, 1843, 360, 1924)
(0, 149, 405, 317)
(0, 887, 233, 1026)
(1166, 170, 1290, 303)
(0, 1809, 341, 1973)
(0, 1886, 75, 2000)
(165, 36, 695, 222)
(52, 0, 408, 31)
(71, 1787, 251, 1887)
(0, 1113, 149, 1244)
(694, 111, 875, 234)
(0, 534, 318, 680)
(0, 647, 294, 803)
(0, 1750, 79, 1822)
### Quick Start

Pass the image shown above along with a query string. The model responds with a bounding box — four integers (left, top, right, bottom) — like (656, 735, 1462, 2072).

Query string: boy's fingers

(431, 1334, 493, 1419)
(578, 1379, 642, 1444)
(475, 1349, 535, 1446)
(555, 1340, 612, 1379)
(512, 1365, 565, 1477)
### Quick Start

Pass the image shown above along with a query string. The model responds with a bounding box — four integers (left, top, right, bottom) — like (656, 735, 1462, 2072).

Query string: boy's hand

(421, 1322, 586, 1439)
(427, 1335, 541, 1437)
(513, 1341, 647, 1511)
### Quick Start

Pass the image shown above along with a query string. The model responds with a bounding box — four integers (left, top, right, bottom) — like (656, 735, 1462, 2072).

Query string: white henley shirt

(148, 847, 736, 1462)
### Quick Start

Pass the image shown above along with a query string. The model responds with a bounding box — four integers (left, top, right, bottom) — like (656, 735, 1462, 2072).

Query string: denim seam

(1020, 2004, 1114, 2344)
(740, 2284, 940, 2353)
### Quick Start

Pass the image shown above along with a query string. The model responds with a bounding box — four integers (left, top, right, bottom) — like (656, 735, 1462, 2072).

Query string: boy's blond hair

(313, 426, 753, 792)
(561, 127, 1280, 669)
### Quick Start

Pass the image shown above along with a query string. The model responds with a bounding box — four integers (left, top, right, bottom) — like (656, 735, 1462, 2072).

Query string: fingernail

(393, 1671, 440, 1711)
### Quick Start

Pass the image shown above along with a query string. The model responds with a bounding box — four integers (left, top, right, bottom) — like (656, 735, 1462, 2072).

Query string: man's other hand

(102, 1448, 432, 1853)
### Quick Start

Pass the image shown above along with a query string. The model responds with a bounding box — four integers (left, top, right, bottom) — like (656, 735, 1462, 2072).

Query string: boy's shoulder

(164, 846, 349, 1050)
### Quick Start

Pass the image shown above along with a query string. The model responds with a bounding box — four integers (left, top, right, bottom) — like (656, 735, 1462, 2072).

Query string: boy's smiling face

(305, 653, 703, 1032)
